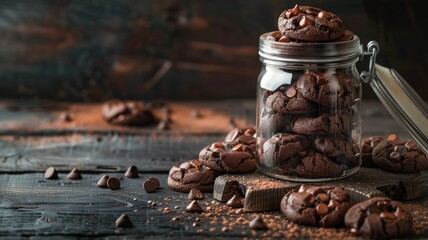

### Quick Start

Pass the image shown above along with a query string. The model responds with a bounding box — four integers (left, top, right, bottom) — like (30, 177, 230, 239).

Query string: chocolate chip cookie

(261, 133, 309, 167)
(296, 152, 344, 178)
(313, 136, 358, 167)
(361, 136, 385, 167)
(278, 5, 345, 42)
(280, 184, 351, 227)
(291, 114, 351, 135)
(199, 142, 256, 173)
(102, 99, 157, 126)
(296, 71, 356, 108)
(372, 139, 428, 173)
(168, 159, 217, 193)
(345, 197, 413, 239)
(265, 86, 316, 114)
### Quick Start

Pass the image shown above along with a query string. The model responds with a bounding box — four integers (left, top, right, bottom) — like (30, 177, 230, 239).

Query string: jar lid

(371, 64, 428, 155)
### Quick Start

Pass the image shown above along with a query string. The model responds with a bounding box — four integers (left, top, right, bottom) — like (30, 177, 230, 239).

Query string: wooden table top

(0, 99, 426, 239)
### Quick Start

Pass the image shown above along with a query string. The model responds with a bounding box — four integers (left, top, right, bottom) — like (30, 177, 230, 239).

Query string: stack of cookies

(167, 127, 257, 193)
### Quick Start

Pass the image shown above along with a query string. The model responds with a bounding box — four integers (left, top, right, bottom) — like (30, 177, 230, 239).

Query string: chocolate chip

(97, 175, 109, 188)
(328, 199, 339, 210)
(316, 193, 330, 203)
(404, 141, 417, 150)
(387, 134, 398, 142)
(143, 179, 159, 193)
(380, 211, 396, 220)
(188, 188, 204, 200)
(316, 203, 329, 215)
(232, 143, 244, 152)
(66, 168, 82, 180)
(124, 165, 139, 178)
(317, 11, 332, 20)
(44, 167, 58, 180)
(226, 195, 243, 209)
(249, 216, 268, 230)
(107, 177, 120, 190)
(115, 214, 133, 228)
(186, 200, 203, 213)
(147, 177, 160, 189)
(211, 142, 224, 149)
(285, 87, 297, 98)
(244, 128, 256, 136)
(394, 146, 408, 156)
(285, 4, 300, 19)
(278, 36, 291, 43)
(299, 16, 313, 28)
(389, 151, 401, 162)
(237, 135, 254, 144)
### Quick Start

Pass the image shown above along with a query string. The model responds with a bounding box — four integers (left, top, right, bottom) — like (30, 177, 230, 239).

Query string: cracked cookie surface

(278, 5, 345, 42)
(168, 159, 217, 193)
(199, 142, 256, 173)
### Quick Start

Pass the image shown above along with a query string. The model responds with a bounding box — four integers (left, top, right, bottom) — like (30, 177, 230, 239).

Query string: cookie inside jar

(256, 5, 362, 181)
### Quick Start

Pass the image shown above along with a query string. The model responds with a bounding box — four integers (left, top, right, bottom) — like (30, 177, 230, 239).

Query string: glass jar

(256, 31, 364, 182)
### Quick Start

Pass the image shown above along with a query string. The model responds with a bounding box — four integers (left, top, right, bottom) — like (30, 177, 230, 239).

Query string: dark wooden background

(0, 0, 426, 101)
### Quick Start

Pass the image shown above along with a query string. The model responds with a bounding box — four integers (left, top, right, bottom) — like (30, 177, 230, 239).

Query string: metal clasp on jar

(359, 41, 380, 83)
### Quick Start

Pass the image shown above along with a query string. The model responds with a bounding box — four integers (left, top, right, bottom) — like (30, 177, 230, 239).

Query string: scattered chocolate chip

(192, 222, 200, 227)
(66, 168, 82, 180)
(249, 216, 268, 230)
(186, 200, 203, 213)
(147, 177, 161, 189)
(107, 177, 120, 190)
(115, 214, 133, 228)
(97, 175, 109, 188)
(188, 188, 205, 200)
(221, 227, 229, 232)
(143, 178, 159, 193)
(44, 167, 58, 180)
(124, 165, 139, 178)
(226, 195, 243, 209)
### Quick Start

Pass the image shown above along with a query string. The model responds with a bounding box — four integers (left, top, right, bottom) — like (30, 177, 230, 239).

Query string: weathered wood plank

(0, 173, 427, 238)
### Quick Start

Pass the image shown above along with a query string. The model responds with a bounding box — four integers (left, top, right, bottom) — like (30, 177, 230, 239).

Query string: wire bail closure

(359, 41, 380, 83)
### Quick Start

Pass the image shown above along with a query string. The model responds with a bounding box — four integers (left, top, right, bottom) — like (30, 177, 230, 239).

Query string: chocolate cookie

(296, 152, 344, 178)
(259, 111, 294, 137)
(345, 197, 413, 239)
(296, 71, 355, 108)
(261, 133, 309, 167)
(199, 142, 256, 173)
(291, 114, 351, 135)
(361, 136, 385, 167)
(168, 160, 217, 193)
(280, 184, 351, 227)
(265, 86, 315, 114)
(313, 136, 358, 167)
(225, 127, 256, 144)
(278, 5, 345, 42)
(102, 99, 157, 126)
(372, 139, 428, 173)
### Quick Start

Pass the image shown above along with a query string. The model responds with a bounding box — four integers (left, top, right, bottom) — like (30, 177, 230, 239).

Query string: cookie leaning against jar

(372, 135, 428, 173)
(199, 142, 256, 173)
(280, 184, 351, 227)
